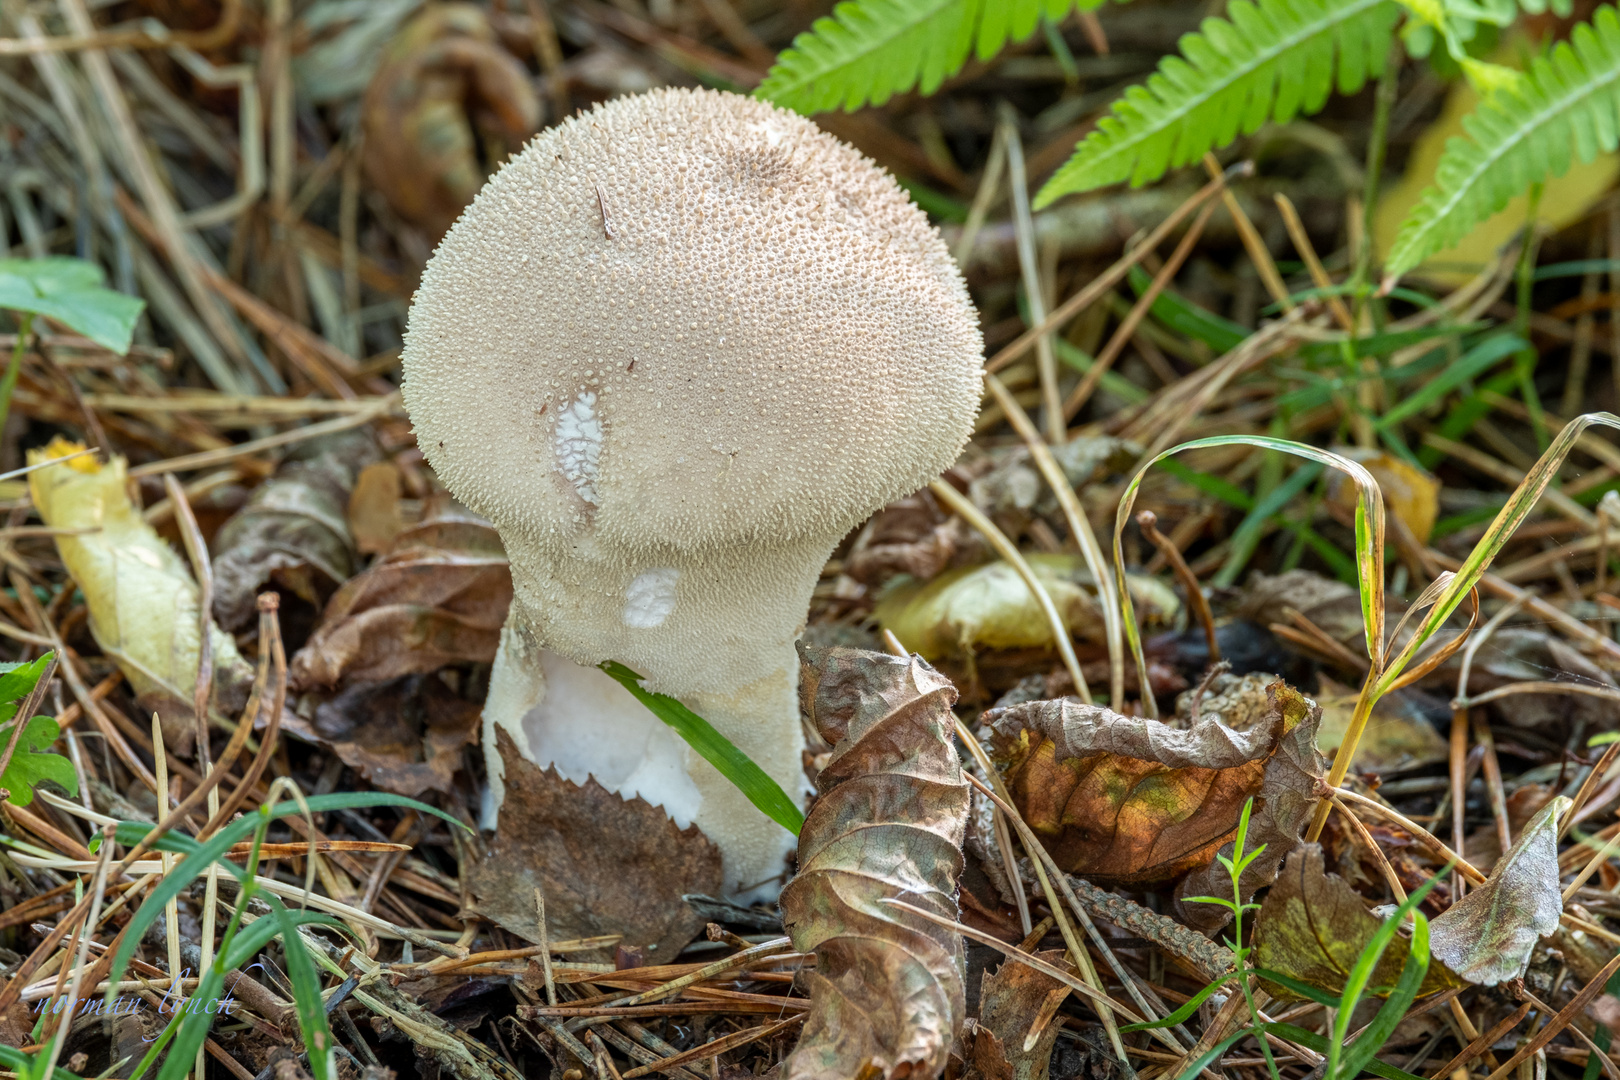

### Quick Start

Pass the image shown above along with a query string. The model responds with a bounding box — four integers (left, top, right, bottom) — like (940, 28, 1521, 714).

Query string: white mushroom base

(481, 625, 806, 903)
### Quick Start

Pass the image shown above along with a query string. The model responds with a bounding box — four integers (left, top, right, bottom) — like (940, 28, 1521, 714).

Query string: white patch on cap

(623, 568, 679, 628)
(555, 392, 603, 505)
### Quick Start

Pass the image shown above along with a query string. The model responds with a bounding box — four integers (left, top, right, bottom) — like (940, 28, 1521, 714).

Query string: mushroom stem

(484, 607, 807, 902)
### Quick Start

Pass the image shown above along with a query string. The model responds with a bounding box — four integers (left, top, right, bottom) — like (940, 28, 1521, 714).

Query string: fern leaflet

(1387, 6, 1620, 276)
(1035, 0, 1400, 207)
(756, 0, 1090, 115)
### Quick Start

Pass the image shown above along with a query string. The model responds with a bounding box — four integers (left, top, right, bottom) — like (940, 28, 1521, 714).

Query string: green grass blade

(269, 897, 337, 1080)
(1250, 969, 1344, 1008)
(107, 793, 463, 997)
(1376, 412, 1620, 698)
(1120, 973, 1237, 1031)
(1115, 436, 1385, 715)
(1263, 1024, 1428, 1080)
(1375, 333, 1525, 431)
(1175, 1029, 1255, 1080)
(1337, 914, 1430, 1080)
(600, 662, 805, 834)
(1328, 873, 1445, 1080)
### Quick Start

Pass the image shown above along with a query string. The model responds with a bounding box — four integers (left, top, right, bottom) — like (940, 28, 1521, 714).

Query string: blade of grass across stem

(599, 661, 805, 835)
(1116, 437, 1384, 719)
(272, 897, 337, 1080)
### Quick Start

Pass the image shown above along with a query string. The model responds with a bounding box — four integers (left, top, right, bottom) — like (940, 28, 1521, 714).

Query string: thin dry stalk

(1482, 953, 1620, 1080)
(1332, 787, 1487, 884)
(1429, 1003, 1531, 1080)
(983, 374, 1125, 709)
(1274, 193, 1353, 330)
(999, 104, 1063, 444)
(1327, 792, 1407, 902)
(986, 170, 1236, 375)
(928, 479, 1091, 699)
(1062, 199, 1216, 421)
(1137, 510, 1217, 662)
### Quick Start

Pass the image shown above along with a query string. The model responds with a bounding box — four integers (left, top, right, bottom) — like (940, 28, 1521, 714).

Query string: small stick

(1062, 198, 1217, 421)
(1481, 953, 1620, 1080)
(619, 1015, 802, 1079)
(1137, 510, 1217, 662)
(152, 715, 183, 1011)
(1274, 193, 1354, 331)
(1332, 787, 1487, 884)
(1428, 1003, 1530, 1080)
(1326, 792, 1407, 903)
(1203, 153, 1291, 310)
(535, 887, 558, 1007)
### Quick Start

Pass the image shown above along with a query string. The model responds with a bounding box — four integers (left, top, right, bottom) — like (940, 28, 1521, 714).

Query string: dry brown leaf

(290, 517, 511, 690)
(213, 430, 378, 632)
(466, 728, 721, 958)
(963, 951, 1071, 1080)
(291, 674, 480, 797)
(361, 5, 541, 239)
(985, 679, 1324, 932)
(1253, 844, 1462, 1001)
(782, 646, 971, 1080)
(843, 490, 985, 587)
(1430, 796, 1569, 986)
(348, 461, 406, 555)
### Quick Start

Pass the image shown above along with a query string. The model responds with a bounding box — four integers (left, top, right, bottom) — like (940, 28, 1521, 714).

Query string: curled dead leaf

(985, 679, 1325, 932)
(289, 674, 480, 798)
(782, 646, 970, 1080)
(212, 430, 378, 632)
(361, 4, 541, 239)
(290, 517, 511, 690)
(467, 728, 722, 958)
(1253, 844, 1462, 1001)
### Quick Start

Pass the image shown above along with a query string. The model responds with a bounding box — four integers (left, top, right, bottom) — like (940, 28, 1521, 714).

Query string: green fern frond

(756, 0, 1090, 114)
(1387, 6, 1620, 276)
(1035, 0, 1400, 207)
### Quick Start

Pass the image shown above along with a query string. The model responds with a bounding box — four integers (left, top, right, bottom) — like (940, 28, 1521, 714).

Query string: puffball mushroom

(402, 87, 984, 899)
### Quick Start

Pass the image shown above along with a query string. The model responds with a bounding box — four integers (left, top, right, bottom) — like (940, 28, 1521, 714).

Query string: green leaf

(1375, 332, 1524, 430)
(0, 715, 77, 807)
(756, 0, 1092, 114)
(599, 661, 806, 835)
(0, 258, 144, 354)
(1037, 0, 1400, 204)
(1337, 911, 1431, 1080)
(1387, 6, 1620, 276)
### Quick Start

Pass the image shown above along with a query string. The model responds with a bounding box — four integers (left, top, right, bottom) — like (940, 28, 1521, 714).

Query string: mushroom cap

(403, 87, 982, 555)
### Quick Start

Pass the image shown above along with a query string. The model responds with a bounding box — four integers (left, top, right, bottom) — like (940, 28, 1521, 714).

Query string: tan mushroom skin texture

(402, 87, 983, 900)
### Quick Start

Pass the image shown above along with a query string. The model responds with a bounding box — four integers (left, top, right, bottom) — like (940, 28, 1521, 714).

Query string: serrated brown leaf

(290, 518, 511, 690)
(782, 646, 971, 1080)
(984, 679, 1325, 932)
(466, 728, 721, 958)
(1430, 796, 1568, 986)
(1253, 844, 1462, 1001)
(963, 951, 1071, 1080)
